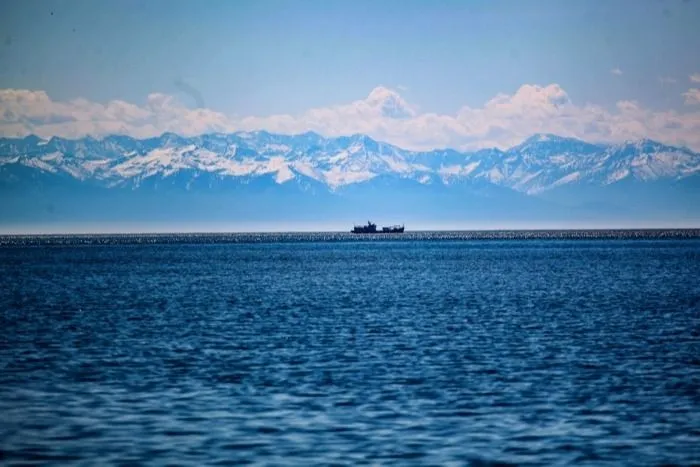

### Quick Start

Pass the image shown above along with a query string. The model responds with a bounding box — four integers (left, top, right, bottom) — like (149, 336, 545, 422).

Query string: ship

(351, 221, 404, 234)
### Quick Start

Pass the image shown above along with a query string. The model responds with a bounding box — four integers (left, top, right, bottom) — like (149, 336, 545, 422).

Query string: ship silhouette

(351, 221, 405, 234)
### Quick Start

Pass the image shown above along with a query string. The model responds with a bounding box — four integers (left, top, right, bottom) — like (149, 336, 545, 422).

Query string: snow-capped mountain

(1, 131, 698, 193)
(1, 131, 699, 226)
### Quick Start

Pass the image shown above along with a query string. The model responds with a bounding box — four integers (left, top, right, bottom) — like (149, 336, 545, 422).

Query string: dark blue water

(1, 237, 699, 465)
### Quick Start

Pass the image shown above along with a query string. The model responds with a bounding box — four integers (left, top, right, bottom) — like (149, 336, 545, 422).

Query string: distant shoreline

(2, 229, 700, 246)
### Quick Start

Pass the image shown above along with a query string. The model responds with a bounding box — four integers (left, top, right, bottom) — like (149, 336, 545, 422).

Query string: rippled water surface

(1, 237, 700, 465)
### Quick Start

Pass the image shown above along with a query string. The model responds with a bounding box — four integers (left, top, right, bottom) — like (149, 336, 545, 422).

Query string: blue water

(1, 237, 699, 465)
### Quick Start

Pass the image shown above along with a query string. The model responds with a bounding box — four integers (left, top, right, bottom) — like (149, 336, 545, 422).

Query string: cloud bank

(2, 83, 700, 151)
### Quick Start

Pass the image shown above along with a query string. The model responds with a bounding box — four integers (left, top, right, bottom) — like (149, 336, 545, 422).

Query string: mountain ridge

(1, 131, 698, 193)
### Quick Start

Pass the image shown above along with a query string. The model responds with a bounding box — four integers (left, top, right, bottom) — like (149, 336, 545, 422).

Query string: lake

(1, 234, 699, 465)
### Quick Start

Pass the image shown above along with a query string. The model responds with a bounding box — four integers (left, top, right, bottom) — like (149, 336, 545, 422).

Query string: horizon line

(2, 225, 700, 236)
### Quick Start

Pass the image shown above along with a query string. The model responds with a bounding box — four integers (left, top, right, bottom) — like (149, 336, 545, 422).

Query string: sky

(2, 0, 700, 150)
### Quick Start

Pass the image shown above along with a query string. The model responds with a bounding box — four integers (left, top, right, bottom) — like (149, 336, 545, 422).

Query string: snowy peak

(512, 134, 602, 153)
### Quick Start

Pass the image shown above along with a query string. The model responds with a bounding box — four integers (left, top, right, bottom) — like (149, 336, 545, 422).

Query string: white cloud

(658, 76, 677, 85)
(683, 88, 700, 106)
(611, 68, 623, 76)
(690, 73, 700, 83)
(0, 88, 234, 140)
(3, 84, 700, 151)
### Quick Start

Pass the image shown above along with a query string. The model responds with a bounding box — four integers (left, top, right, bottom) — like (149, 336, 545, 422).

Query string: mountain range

(1, 131, 699, 229)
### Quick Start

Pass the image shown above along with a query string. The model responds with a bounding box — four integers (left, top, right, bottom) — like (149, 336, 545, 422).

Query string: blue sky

(1, 0, 700, 150)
